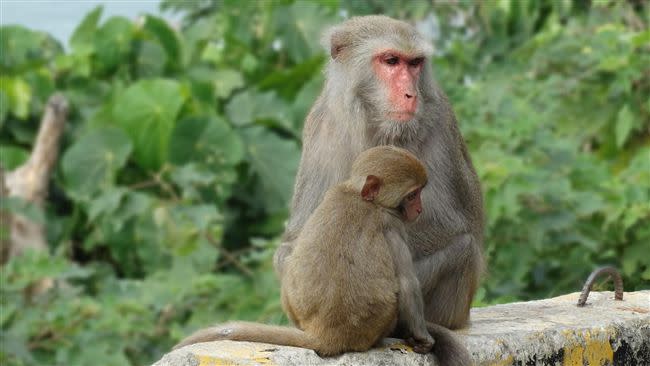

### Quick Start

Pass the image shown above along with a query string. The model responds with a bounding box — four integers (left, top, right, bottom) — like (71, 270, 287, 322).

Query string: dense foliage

(1, 1, 648, 365)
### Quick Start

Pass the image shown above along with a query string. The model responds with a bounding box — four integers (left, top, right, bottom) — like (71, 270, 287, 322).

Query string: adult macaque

(275, 15, 484, 333)
(176, 147, 469, 364)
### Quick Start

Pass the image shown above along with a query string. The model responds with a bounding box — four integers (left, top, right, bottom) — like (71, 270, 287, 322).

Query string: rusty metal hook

(577, 266, 624, 307)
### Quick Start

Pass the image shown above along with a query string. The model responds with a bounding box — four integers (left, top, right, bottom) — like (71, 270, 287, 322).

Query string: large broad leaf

(213, 69, 244, 99)
(70, 6, 102, 54)
(0, 25, 62, 72)
(241, 127, 300, 213)
(143, 15, 183, 69)
(225, 90, 293, 131)
(94, 16, 134, 73)
(259, 55, 324, 99)
(113, 79, 186, 170)
(136, 40, 167, 78)
(200, 116, 245, 165)
(272, 3, 335, 63)
(0, 77, 31, 119)
(61, 126, 132, 200)
(169, 116, 244, 166)
(185, 67, 244, 102)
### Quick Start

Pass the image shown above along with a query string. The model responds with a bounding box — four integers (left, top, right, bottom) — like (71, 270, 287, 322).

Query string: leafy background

(1, 0, 648, 365)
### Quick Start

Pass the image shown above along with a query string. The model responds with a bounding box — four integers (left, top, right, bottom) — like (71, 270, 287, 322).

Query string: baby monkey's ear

(361, 175, 381, 201)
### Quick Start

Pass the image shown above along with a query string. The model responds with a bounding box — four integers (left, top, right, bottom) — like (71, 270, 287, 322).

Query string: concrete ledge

(154, 291, 650, 365)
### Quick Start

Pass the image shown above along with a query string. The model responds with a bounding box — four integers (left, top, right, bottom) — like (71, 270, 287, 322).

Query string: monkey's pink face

(372, 51, 424, 122)
(401, 187, 423, 222)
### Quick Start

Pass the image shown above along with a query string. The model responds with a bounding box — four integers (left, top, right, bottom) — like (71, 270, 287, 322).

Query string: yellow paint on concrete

(198, 355, 240, 366)
(252, 356, 274, 365)
(483, 338, 515, 366)
(195, 343, 277, 366)
(562, 345, 584, 366)
(583, 333, 613, 365)
(562, 331, 614, 366)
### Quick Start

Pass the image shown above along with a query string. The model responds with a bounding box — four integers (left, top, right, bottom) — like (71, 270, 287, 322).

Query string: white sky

(0, 0, 177, 47)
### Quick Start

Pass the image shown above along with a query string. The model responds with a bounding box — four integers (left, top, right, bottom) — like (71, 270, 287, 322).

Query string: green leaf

(597, 56, 628, 72)
(0, 25, 62, 72)
(169, 116, 244, 166)
(169, 163, 218, 201)
(200, 41, 224, 65)
(225, 91, 254, 127)
(61, 127, 132, 200)
(87, 188, 127, 222)
(272, 3, 335, 63)
(94, 16, 134, 73)
(170, 204, 221, 232)
(168, 117, 206, 164)
(226, 90, 292, 131)
(0, 76, 32, 119)
(70, 6, 103, 53)
(242, 127, 300, 213)
(259, 55, 324, 99)
(615, 104, 634, 148)
(113, 79, 186, 170)
(0, 197, 46, 225)
(143, 15, 183, 69)
(0, 89, 8, 125)
(135, 40, 167, 78)
(214, 69, 244, 99)
(0, 145, 29, 170)
(200, 116, 245, 165)
(631, 29, 650, 48)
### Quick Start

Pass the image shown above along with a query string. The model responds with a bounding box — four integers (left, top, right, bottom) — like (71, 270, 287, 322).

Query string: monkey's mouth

(387, 111, 416, 122)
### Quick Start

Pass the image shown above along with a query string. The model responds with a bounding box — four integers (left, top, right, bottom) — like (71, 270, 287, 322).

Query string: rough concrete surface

(154, 291, 650, 366)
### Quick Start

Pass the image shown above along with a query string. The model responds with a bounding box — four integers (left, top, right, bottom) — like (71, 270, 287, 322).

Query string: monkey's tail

(173, 321, 317, 351)
(426, 322, 473, 366)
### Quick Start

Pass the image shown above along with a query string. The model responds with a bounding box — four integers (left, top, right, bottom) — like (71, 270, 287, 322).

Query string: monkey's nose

(405, 93, 414, 99)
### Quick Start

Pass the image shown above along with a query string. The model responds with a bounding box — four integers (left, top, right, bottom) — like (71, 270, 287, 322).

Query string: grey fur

(274, 15, 482, 365)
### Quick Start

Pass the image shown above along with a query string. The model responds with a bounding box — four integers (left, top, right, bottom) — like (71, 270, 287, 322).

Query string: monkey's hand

(406, 331, 435, 354)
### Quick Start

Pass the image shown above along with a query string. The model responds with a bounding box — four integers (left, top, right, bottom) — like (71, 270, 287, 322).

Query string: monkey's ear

(328, 30, 348, 59)
(361, 175, 381, 201)
(331, 44, 344, 59)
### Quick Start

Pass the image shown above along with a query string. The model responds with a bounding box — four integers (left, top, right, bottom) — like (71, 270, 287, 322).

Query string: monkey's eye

(408, 57, 424, 67)
(384, 57, 399, 65)
(406, 191, 418, 201)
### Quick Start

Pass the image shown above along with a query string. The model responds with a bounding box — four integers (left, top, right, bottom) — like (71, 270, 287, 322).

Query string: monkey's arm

(414, 233, 481, 294)
(385, 227, 434, 353)
(275, 110, 336, 279)
(413, 232, 483, 330)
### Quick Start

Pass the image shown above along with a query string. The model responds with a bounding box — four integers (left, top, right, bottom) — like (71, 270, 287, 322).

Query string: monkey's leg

(415, 234, 482, 329)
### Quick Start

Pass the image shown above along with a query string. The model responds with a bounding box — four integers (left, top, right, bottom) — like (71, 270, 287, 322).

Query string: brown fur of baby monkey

(174, 147, 455, 359)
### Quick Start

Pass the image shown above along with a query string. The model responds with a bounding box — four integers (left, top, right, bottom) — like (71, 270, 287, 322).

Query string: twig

(205, 232, 254, 278)
(128, 180, 158, 190)
(154, 166, 180, 201)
